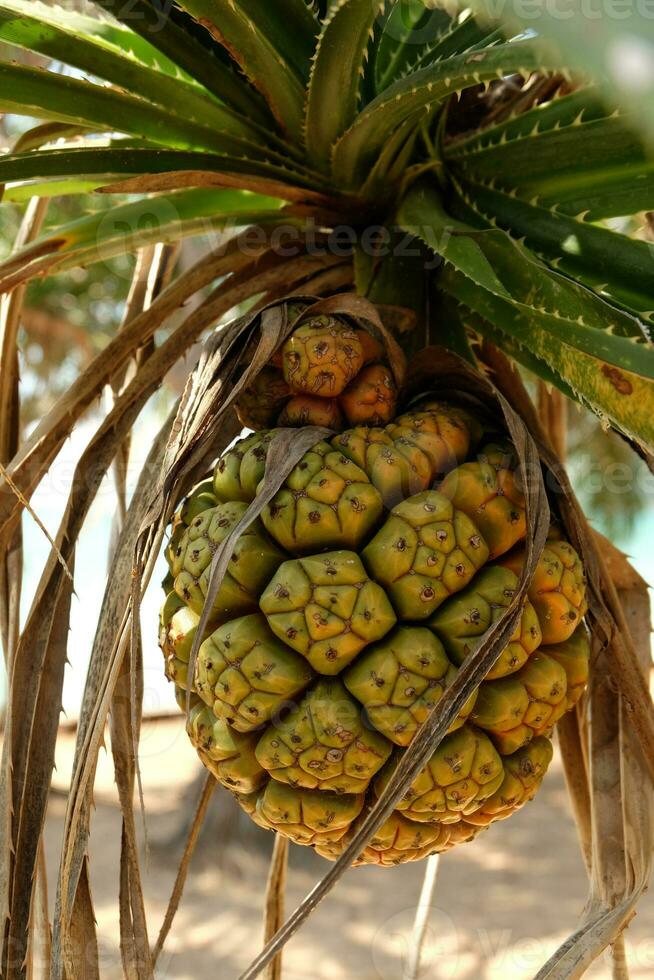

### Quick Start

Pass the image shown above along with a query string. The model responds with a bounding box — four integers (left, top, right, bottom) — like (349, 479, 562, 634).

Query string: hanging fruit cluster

(159, 307, 590, 867)
(234, 304, 399, 432)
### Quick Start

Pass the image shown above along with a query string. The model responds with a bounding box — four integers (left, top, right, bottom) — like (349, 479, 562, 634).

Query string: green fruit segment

(543, 624, 590, 709)
(255, 780, 365, 845)
(439, 442, 527, 559)
(429, 566, 542, 679)
(172, 502, 285, 621)
(375, 725, 504, 824)
(465, 737, 554, 826)
(166, 478, 219, 571)
(195, 613, 314, 732)
(186, 702, 267, 794)
(159, 599, 202, 690)
(332, 405, 471, 508)
(362, 491, 489, 620)
(260, 551, 397, 674)
(343, 625, 476, 746)
(471, 652, 568, 753)
(255, 678, 392, 793)
(261, 442, 383, 554)
(213, 432, 279, 503)
(180, 480, 218, 524)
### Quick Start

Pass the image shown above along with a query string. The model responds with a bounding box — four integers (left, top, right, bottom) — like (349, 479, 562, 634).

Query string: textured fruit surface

(343, 625, 475, 746)
(161, 393, 590, 867)
(234, 367, 291, 429)
(159, 600, 200, 690)
(340, 364, 397, 426)
(440, 442, 526, 559)
(260, 551, 396, 674)
(356, 813, 451, 866)
(195, 613, 314, 732)
(261, 442, 383, 554)
(278, 395, 344, 429)
(501, 540, 587, 644)
(333, 405, 470, 507)
(375, 725, 504, 823)
(543, 624, 590, 709)
(282, 316, 364, 396)
(333, 426, 424, 506)
(172, 502, 284, 622)
(386, 407, 471, 478)
(255, 678, 392, 793)
(255, 780, 365, 845)
(465, 737, 553, 826)
(429, 566, 542, 679)
(363, 491, 489, 619)
(213, 431, 277, 503)
(471, 652, 568, 753)
(186, 702, 266, 793)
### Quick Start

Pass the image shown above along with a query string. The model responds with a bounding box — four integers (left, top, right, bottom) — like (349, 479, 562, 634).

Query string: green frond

(171, 0, 307, 141)
(91, 0, 271, 122)
(332, 39, 558, 187)
(305, 0, 385, 170)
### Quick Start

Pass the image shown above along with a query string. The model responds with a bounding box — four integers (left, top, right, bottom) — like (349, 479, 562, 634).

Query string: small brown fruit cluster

(235, 310, 398, 432)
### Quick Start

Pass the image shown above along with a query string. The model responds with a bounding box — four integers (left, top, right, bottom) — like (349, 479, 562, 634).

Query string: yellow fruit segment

(440, 442, 527, 559)
(195, 613, 314, 732)
(471, 652, 568, 753)
(255, 678, 392, 793)
(500, 539, 588, 644)
(374, 725, 504, 823)
(255, 781, 365, 845)
(340, 364, 398, 426)
(260, 551, 397, 674)
(343, 625, 476, 746)
(363, 491, 489, 620)
(278, 394, 344, 429)
(282, 315, 365, 396)
(429, 566, 542, 679)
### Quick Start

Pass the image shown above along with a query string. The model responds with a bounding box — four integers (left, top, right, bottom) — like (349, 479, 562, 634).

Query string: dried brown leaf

(263, 836, 288, 980)
(152, 774, 216, 966)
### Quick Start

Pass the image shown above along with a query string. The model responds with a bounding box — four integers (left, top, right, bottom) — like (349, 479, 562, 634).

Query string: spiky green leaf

(90, 0, 270, 123)
(0, 0, 266, 143)
(332, 39, 554, 187)
(306, 0, 384, 169)
(172, 0, 307, 141)
(452, 173, 654, 318)
(398, 180, 654, 451)
(373, 0, 451, 91)
(0, 61, 272, 157)
(470, 0, 654, 143)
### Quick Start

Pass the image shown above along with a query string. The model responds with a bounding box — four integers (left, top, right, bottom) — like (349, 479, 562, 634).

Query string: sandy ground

(42, 717, 653, 980)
